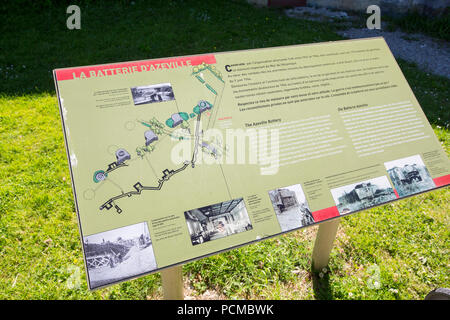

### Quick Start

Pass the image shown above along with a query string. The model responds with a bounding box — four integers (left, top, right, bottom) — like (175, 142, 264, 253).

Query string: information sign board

(54, 38, 450, 289)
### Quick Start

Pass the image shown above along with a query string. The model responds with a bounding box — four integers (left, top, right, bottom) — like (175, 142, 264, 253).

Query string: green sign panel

(54, 38, 450, 290)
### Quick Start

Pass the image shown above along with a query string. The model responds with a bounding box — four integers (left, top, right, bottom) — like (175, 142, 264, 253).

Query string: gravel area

(285, 6, 450, 79)
(285, 6, 349, 20)
(337, 28, 450, 79)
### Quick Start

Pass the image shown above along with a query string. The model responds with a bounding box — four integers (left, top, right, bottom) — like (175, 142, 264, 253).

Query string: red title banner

(55, 54, 216, 81)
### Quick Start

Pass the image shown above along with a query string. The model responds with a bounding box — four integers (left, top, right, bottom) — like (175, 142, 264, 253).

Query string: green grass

(0, 0, 448, 299)
(0, 0, 339, 95)
(387, 11, 450, 41)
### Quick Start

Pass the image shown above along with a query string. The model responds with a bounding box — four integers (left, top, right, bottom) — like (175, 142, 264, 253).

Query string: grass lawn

(0, 0, 448, 299)
(387, 11, 450, 41)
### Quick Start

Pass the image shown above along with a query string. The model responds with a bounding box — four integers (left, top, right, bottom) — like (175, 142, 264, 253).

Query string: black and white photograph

(184, 198, 253, 246)
(268, 184, 314, 232)
(131, 83, 175, 105)
(330, 176, 397, 215)
(83, 222, 157, 289)
(384, 154, 436, 197)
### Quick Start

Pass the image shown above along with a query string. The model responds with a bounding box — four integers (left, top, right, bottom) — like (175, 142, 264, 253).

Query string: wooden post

(312, 218, 340, 272)
(161, 265, 184, 300)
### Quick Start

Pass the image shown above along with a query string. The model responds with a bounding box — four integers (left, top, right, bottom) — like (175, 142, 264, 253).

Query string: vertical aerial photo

(384, 154, 436, 197)
(83, 222, 157, 289)
(268, 184, 314, 232)
(330, 176, 397, 215)
(184, 198, 253, 245)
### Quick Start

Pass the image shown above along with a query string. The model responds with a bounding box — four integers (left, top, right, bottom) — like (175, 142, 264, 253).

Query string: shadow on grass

(312, 269, 334, 300)
(2, 2, 447, 129)
(0, 0, 340, 96)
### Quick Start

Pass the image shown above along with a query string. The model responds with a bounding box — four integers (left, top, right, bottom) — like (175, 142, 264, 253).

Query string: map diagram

(86, 63, 226, 214)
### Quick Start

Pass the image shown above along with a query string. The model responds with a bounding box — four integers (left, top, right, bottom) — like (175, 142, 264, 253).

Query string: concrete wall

(306, 0, 449, 15)
(380, 0, 449, 15)
(246, 0, 448, 15)
(307, 0, 377, 11)
(247, 0, 269, 6)
(247, 0, 307, 7)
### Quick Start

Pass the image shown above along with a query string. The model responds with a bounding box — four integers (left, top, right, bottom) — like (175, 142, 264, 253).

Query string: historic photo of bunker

(184, 198, 253, 246)
(384, 154, 436, 197)
(268, 184, 314, 232)
(83, 222, 157, 289)
(130, 83, 175, 105)
(331, 176, 397, 215)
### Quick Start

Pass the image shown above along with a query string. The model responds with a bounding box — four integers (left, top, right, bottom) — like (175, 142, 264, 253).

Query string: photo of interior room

(184, 198, 253, 245)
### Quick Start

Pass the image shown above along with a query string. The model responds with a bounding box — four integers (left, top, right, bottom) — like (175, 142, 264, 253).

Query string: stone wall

(306, 0, 449, 15)
(380, 0, 448, 16)
(247, 0, 306, 6)
(247, 0, 448, 15)
(247, 0, 268, 6)
(307, 0, 377, 11)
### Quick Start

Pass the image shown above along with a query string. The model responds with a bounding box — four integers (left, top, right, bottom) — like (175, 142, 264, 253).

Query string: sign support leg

(161, 265, 184, 300)
(312, 218, 340, 271)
